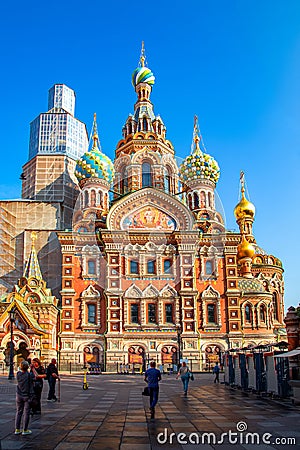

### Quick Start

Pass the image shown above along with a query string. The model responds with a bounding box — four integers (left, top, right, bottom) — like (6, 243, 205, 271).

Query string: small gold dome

(237, 235, 255, 259)
(234, 192, 255, 220)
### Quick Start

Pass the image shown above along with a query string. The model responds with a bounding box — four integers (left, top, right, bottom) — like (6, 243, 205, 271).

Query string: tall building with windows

(0, 85, 88, 300)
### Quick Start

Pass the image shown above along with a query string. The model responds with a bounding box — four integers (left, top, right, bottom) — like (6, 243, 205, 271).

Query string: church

(0, 46, 285, 372)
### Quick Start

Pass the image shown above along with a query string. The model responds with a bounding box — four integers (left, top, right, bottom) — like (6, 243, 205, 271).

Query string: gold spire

(192, 115, 202, 153)
(194, 115, 200, 148)
(23, 232, 43, 280)
(91, 113, 101, 151)
(140, 41, 145, 67)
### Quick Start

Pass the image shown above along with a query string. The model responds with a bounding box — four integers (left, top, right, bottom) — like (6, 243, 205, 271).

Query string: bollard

(83, 367, 88, 390)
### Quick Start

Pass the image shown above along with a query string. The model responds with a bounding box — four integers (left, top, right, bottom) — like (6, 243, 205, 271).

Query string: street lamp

(176, 324, 182, 371)
(8, 307, 16, 380)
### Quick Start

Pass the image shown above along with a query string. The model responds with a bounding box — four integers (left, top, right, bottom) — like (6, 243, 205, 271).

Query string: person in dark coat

(15, 360, 34, 435)
(31, 358, 46, 413)
(46, 358, 59, 401)
(144, 361, 161, 418)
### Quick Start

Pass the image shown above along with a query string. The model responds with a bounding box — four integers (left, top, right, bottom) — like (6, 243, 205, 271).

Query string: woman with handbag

(30, 358, 46, 415)
(15, 360, 35, 435)
(176, 361, 192, 396)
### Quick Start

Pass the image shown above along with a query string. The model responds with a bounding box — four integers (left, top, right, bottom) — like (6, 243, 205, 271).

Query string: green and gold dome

(75, 114, 114, 185)
(179, 117, 220, 184)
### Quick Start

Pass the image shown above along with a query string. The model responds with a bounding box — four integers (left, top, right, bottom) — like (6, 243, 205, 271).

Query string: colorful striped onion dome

(132, 41, 155, 88)
(179, 117, 220, 185)
(132, 66, 155, 88)
(75, 115, 114, 184)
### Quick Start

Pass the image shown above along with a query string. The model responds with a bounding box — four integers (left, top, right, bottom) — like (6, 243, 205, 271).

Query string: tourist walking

(15, 360, 34, 435)
(176, 361, 191, 396)
(31, 358, 46, 413)
(213, 362, 220, 383)
(46, 358, 59, 401)
(144, 361, 162, 418)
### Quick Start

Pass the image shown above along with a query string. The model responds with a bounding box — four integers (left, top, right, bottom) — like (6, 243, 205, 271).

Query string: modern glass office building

(29, 84, 88, 161)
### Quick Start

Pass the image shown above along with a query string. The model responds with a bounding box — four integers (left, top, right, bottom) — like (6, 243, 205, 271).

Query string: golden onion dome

(234, 191, 255, 220)
(237, 235, 255, 259)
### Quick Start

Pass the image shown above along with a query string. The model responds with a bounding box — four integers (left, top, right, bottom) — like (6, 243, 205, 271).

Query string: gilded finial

(31, 231, 37, 245)
(192, 115, 202, 153)
(240, 170, 245, 197)
(92, 113, 100, 150)
(140, 41, 145, 67)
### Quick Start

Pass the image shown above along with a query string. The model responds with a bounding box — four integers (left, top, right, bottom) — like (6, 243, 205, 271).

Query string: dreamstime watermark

(157, 421, 297, 446)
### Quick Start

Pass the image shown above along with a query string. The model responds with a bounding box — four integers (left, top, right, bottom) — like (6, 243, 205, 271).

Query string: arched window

(200, 191, 206, 207)
(143, 117, 148, 131)
(142, 162, 152, 187)
(205, 260, 213, 275)
(272, 293, 279, 321)
(88, 260, 96, 275)
(208, 192, 212, 207)
(163, 259, 172, 274)
(164, 167, 172, 193)
(84, 190, 89, 207)
(120, 167, 128, 194)
(188, 194, 193, 210)
(91, 190, 96, 207)
(88, 304, 96, 324)
(207, 304, 216, 323)
(245, 304, 252, 322)
(260, 305, 266, 322)
(194, 192, 199, 209)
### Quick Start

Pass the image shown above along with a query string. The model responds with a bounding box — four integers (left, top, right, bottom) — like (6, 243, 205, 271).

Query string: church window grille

(130, 304, 139, 323)
(148, 304, 156, 323)
(165, 304, 173, 323)
(207, 304, 216, 323)
(88, 304, 96, 324)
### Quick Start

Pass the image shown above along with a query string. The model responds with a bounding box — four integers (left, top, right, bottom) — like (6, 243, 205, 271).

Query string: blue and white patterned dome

(75, 117, 114, 184)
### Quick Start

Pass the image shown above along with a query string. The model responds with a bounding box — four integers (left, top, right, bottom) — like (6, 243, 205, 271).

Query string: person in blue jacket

(144, 361, 162, 418)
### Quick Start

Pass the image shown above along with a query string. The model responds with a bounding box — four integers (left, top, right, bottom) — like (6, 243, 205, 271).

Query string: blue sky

(0, 1, 299, 309)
